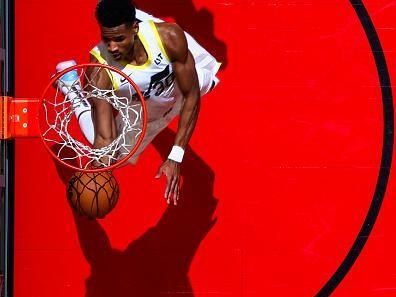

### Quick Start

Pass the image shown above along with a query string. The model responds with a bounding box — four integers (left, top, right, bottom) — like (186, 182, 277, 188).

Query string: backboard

(0, 0, 13, 297)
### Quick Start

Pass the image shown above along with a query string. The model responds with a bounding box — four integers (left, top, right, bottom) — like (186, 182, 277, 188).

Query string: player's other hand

(155, 159, 181, 205)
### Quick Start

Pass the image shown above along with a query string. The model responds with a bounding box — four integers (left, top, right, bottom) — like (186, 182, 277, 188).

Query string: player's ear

(132, 21, 139, 34)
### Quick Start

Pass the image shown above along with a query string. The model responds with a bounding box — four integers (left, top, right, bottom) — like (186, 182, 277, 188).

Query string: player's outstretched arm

(155, 23, 201, 205)
(87, 55, 117, 151)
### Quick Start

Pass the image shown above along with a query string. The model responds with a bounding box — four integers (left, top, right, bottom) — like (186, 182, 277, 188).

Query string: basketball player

(57, 1, 220, 205)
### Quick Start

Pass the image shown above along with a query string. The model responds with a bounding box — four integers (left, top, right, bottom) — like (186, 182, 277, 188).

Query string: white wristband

(168, 145, 185, 163)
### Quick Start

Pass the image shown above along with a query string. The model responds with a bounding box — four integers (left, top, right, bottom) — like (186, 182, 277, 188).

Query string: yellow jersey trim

(89, 49, 119, 90)
(90, 49, 107, 64)
(214, 62, 222, 74)
(149, 21, 170, 62)
(124, 31, 152, 70)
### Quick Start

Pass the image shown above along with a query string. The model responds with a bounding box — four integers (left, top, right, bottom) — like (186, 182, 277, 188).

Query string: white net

(40, 65, 146, 170)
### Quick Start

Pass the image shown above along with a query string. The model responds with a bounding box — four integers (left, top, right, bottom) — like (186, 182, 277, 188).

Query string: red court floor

(11, 0, 396, 296)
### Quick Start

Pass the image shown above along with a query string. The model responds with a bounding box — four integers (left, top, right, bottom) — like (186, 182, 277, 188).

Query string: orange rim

(39, 63, 148, 173)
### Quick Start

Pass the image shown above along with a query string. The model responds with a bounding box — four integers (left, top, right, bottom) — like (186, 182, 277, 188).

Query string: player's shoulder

(90, 54, 99, 63)
(154, 22, 187, 62)
(155, 22, 185, 41)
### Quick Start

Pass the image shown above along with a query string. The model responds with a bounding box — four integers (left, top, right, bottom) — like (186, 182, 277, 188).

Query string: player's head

(95, 0, 138, 61)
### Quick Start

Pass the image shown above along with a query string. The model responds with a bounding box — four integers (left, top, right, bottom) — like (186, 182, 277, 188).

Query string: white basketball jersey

(90, 21, 180, 122)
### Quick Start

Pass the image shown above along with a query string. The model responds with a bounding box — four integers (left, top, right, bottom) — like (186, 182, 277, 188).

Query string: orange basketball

(66, 171, 120, 219)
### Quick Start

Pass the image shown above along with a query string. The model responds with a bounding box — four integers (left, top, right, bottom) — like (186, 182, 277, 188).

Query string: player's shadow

(55, 128, 218, 297)
(133, 0, 228, 69)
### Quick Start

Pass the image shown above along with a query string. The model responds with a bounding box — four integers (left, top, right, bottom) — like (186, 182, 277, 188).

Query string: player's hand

(91, 156, 111, 168)
(155, 159, 181, 205)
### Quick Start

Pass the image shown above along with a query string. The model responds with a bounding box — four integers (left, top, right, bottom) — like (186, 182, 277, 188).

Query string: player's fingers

(171, 179, 178, 205)
(167, 176, 177, 203)
(155, 167, 164, 179)
(173, 178, 180, 205)
(164, 175, 173, 200)
(177, 180, 181, 200)
(173, 182, 179, 205)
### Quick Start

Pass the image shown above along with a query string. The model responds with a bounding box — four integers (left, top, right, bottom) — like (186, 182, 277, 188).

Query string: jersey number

(143, 65, 175, 99)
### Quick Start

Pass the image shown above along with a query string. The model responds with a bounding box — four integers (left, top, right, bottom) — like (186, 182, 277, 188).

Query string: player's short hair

(95, 0, 136, 28)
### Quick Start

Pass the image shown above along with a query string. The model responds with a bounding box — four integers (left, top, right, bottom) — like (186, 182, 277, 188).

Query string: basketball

(66, 171, 120, 219)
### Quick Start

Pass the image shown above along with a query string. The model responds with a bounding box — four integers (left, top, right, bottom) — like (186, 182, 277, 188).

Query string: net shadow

(55, 128, 218, 297)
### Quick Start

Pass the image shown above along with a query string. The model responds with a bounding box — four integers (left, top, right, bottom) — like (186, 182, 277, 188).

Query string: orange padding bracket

(0, 96, 40, 139)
